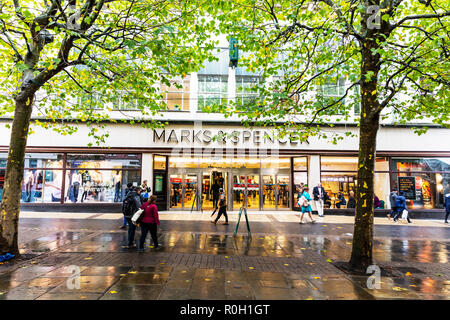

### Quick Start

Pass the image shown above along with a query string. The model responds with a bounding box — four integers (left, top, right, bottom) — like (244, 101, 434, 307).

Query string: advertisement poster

(398, 176, 416, 200)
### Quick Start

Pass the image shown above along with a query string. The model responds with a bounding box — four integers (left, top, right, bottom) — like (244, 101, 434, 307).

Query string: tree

(0, 0, 215, 255)
(207, 0, 449, 271)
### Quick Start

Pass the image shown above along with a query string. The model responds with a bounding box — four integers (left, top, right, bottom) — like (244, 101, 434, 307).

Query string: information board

(398, 176, 416, 200)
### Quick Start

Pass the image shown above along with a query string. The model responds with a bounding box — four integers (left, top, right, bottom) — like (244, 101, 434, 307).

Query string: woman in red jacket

(138, 195, 161, 252)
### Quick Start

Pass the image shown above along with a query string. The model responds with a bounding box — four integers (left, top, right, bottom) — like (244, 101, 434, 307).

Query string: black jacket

(312, 186, 326, 201)
(123, 190, 142, 218)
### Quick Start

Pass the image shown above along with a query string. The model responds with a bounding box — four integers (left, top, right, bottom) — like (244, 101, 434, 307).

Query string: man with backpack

(122, 187, 143, 248)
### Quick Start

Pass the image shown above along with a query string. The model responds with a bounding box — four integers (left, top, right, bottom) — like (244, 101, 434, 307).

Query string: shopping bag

(131, 208, 144, 225)
(401, 209, 408, 220)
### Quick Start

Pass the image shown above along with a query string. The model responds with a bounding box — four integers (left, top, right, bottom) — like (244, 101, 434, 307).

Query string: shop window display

(392, 158, 450, 209)
(65, 169, 140, 203)
(320, 173, 357, 208)
(67, 154, 141, 169)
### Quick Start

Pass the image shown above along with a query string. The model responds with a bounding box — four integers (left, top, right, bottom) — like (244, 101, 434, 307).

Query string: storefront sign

(398, 176, 416, 200)
(153, 129, 304, 146)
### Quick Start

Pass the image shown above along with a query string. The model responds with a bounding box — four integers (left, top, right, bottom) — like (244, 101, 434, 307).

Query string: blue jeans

(122, 216, 127, 227)
(126, 218, 136, 246)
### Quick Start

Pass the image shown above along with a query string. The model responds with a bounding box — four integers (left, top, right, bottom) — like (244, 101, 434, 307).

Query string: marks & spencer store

(0, 122, 449, 213)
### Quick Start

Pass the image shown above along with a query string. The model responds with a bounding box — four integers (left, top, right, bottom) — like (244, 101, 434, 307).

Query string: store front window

(391, 158, 450, 209)
(0, 153, 143, 204)
(293, 157, 308, 209)
(321, 156, 390, 209)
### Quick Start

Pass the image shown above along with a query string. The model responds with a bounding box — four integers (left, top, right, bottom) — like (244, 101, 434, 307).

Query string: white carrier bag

(131, 208, 144, 225)
(401, 209, 409, 220)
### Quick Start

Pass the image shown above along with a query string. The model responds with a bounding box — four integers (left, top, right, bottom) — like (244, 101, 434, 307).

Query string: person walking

(299, 187, 316, 224)
(212, 188, 228, 225)
(312, 183, 326, 217)
(393, 191, 411, 223)
(122, 187, 142, 248)
(444, 192, 450, 224)
(138, 195, 161, 252)
(211, 179, 221, 209)
(388, 188, 398, 221)
(120, 183, 134, 229)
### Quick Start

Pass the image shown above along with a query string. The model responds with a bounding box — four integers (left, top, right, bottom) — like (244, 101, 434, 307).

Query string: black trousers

(445, 210, 449, 222)
(212, 193, 220, 208)
(139, 222, 158, 249)
(215, 206, 228, 223)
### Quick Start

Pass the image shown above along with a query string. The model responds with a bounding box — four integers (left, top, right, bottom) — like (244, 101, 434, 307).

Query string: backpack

(122, 195, 135, 217)
(219, 194, 226, 207)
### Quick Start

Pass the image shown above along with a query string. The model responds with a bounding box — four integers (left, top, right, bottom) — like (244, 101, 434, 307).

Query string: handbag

(131, 208, 144, 225)
(401, 209, 408, 220)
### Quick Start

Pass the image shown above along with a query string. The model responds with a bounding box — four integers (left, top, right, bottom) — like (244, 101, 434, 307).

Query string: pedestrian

(388, 188, 398, 221)
(347, 190, 356, 208)
(211, 179, 221, 209)
(122, 186, 143, 248)
(444, 192, 450, 224)
(212, 188, 228, 225)
(393, 191, 411, 223)
(120, 183, 134, 229)
(138, 195, 161, 252)
(140, 180, 151, 202)
(298, 187, 316, 224)
(335, 192, 347, 208)
(312, 183, 326, 217)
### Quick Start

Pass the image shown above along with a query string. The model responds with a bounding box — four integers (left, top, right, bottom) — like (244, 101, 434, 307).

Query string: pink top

(140, 202, 160, 225)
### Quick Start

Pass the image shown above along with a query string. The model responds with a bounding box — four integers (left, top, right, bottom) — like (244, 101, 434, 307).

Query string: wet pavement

(0, 211, 448, 300)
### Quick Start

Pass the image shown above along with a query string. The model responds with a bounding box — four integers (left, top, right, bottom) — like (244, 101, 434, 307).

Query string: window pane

(67, 154, 141, 169)
(24, 153, 64, 168)
(0, 153, 7, 168)
(293, 172, 308, 208)
(261, 157, 290, 169)
(374, 172, 390, 209)
(293, 157, 307, 171)
(154, 156, 167, 170)
(392, 172, 449, 209)
(21, 169, 63, 203)
(375, 157, 389, 171)
(393, 158, 450, 172)
(169, 157, 197, 168)
(321, 172, 357, 208)
(65, 169, 140, 203)
(321, 157, 358, 171)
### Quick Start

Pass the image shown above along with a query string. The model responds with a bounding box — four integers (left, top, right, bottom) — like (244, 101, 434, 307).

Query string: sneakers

(222, 222, 229, 225)
(311, 220, 316, 223)
(125, 243, 136, 249)
(119, 225, 127, 229)
(211, 220, 217, 224)
(299, 221, 305, 224)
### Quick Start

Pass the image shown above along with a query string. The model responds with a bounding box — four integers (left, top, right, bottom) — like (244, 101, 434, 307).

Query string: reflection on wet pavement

(1, 217, 448, 300)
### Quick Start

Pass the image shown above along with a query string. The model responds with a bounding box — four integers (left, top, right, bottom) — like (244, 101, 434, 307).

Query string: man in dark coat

(444, 192, 450, 224)
(122, 187, 143, 248)
(312, 183, 326, 217)
(388, 188, 398, 221)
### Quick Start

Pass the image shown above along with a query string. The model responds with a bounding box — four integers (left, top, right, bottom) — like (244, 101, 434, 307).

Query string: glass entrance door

(232, 174, 260, 210)
(169, 174, 182, 209)
(183, 174, 197, 210)
(262, 175, 276, 210)
(202, 170, 227, 210)
(277, 175, 290, 209)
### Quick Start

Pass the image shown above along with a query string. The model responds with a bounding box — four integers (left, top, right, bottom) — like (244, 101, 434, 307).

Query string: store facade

(1, 122, 449, 213)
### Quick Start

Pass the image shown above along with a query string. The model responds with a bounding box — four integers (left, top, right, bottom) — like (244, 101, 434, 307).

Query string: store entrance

(169, 172, 198, 210)
(262, 174, 290, 210)
(232, 174, 260, 210)
(201, 170, 227, 210)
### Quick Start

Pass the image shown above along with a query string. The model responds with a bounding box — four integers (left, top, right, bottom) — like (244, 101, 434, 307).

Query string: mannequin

(71, 170, 82, 202)
(24, 170, 34, 202)
(113, 171, 121, 202)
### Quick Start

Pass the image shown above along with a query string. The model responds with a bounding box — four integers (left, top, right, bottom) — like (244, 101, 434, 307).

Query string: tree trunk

(349, 29, 382, 271)
(349, 113, 380, 271)
(0, 94, 34, 255)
